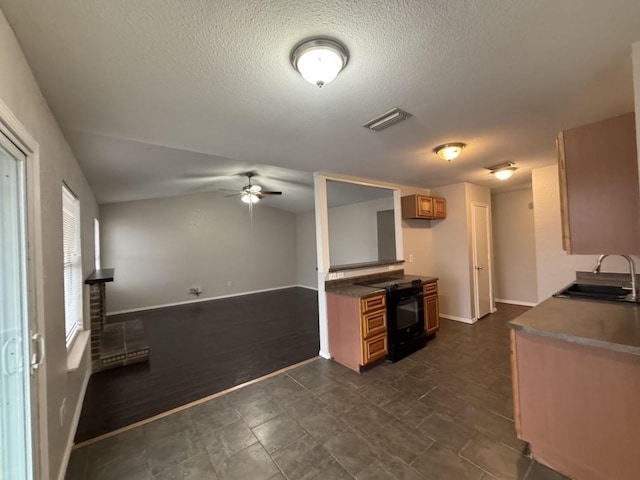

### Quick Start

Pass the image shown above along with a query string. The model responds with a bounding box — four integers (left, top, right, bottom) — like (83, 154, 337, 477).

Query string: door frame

(0, 98, 47, 479)
(470, 202, 494, 320)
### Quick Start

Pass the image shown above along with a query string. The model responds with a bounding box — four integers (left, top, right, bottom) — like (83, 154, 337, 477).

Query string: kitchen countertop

(325, 284, 385, 297)
(325, 275, 438, 298)
(85, 268, 115, 284)
(509, 296, 640, 356)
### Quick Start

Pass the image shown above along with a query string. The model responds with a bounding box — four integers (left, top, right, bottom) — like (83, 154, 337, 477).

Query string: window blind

(62, 185, 82, 347)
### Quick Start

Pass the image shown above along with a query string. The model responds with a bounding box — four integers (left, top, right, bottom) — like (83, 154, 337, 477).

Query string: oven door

(387, 287, 424, 342)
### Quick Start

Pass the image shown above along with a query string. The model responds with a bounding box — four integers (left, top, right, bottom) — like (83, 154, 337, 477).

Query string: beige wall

(296, 211, 317, 289)
(532, 164, 640, 301)
(634, 42, 640, 186)
(400, 186, 434, 277)
(101, 192, 298, 313)
(0, 9, 99, 480)
(429, 183, 474, 320)
(492, 188, 538, 305)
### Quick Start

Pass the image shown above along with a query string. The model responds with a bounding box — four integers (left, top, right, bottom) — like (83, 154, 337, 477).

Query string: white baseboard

(107, 285, 302, 316)
(297, 284, 318, 291)
(58, 370, 90, 480)
(440, 313, 477, 324)
(495, 298, 538, 307)
(318, 350, 331, 360)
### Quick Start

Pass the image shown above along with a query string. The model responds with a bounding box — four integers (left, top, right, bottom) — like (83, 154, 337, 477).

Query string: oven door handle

(396, 292, 423, 302)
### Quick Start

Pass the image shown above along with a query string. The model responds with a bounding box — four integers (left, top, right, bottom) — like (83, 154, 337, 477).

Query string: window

(94, 218, 101, 270)
(63, 184, 82, 347)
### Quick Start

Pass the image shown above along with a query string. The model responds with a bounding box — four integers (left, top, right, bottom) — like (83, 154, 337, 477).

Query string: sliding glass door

(0, 131, 33, 479)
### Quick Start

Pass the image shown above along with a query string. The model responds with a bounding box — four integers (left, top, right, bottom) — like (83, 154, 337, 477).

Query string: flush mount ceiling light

(433, 143, 467, 162)
(291, 38, 348, 88)
(486, 161, 517, 180)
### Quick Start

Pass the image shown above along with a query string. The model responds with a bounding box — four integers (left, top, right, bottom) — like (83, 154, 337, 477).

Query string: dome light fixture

(291, 38, 348, 88)
(433, 143, 466, 162)
(486, 161, 517, 180)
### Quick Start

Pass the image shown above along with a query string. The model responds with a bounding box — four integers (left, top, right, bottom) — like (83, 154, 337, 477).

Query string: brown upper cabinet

(557, 112, 640, 254)
(401, 194, 446, 219)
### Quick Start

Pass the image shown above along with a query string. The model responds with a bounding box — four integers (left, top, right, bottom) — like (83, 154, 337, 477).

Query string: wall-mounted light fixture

(291, 38, 348, 88)
(433, 143, 466, 161)
(486, 161, 517, 180)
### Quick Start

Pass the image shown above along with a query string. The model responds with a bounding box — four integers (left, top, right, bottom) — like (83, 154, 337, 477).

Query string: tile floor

(65, 303, 569, 480)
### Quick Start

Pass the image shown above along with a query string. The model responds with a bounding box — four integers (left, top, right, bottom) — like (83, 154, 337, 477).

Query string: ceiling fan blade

(218, 188, 239, 192)
(224, 193, 242, 197)
(260, 191, 282, 196)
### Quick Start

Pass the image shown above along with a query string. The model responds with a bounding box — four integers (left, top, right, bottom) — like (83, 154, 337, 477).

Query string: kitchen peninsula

(326, 271, 439, 372)
(509, 295, 640, 480)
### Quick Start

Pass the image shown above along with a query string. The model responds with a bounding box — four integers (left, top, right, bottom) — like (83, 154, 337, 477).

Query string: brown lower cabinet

(327, 292, 388, 372)
(424, 281, 440, 335)
(510, 330, 640, 479)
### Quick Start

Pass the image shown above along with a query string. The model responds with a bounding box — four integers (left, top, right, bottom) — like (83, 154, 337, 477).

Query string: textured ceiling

(1, 0, 639, 212)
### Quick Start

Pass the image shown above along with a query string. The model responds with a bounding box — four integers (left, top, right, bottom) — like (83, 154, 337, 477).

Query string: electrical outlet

(59, 398, 67, 426)
(226, 281, 232, 287)
(327, 273, 337, 280)
(409, 254, 414, 263)
(336, 272, 345, 279)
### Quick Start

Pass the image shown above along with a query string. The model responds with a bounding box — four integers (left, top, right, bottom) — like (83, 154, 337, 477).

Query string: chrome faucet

(592, 254, 638, 301)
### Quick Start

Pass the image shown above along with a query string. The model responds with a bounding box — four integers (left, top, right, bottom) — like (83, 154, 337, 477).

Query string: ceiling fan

(222, 172, 282, 204)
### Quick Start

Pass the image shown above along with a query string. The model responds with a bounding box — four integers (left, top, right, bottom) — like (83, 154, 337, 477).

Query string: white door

(0, 131, 38, 480)
(471, 203, 492, 319)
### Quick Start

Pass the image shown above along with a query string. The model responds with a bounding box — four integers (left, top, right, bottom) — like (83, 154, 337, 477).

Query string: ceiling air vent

(363, 107, 412, 132)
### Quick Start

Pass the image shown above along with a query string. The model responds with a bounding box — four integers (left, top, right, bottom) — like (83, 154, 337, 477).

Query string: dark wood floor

(74, 287, 319, 442)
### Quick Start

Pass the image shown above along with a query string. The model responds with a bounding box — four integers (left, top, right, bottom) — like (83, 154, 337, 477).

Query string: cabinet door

(509, 330, 521, 437)
(417, 195, 433, 217)
(433, 197, 446, 218)
(424, 294, 439, 335)
(558, 112, 640, 253)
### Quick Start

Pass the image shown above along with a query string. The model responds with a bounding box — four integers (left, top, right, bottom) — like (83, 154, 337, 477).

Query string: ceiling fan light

(249, 184, 262, 193)
(291, 38, 348, 88)
(433, 143, 466, 161)
(241, 193, 260, 204)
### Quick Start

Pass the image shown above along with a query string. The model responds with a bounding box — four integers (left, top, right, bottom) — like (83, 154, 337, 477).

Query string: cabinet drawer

(423, 282, 438, 296)
(361, 294, 385, 313)
(362, 333, 388, 365)
(362, 310, 387, 338)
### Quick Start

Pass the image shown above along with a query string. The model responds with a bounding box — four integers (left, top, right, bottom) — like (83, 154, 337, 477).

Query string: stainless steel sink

(553, 283, 637, 303)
